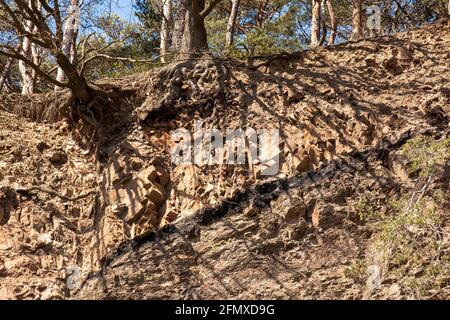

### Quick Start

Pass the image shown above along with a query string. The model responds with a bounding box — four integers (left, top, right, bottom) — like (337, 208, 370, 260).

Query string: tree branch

(87, 53, 168, 64)
(200, 0, 223, 18)
(0, 47, 67, 88)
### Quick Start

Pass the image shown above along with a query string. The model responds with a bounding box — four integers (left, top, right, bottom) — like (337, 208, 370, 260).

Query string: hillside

(0, 20, 449, 300)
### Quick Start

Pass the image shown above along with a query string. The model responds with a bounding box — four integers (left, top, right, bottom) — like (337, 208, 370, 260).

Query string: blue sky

(110, 0, 136, 22)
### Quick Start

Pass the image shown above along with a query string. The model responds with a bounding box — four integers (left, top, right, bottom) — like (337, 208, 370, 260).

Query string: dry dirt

(0, 20, 449, 300)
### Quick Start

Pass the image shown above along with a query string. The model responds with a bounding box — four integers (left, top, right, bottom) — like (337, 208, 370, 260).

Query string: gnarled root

(137, 56, 228, 122)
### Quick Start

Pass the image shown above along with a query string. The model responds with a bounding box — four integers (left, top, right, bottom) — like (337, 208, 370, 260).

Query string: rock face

(1, 21, 450, 300)
(0, 112, 99, 299)
(106, 163, 170, 238)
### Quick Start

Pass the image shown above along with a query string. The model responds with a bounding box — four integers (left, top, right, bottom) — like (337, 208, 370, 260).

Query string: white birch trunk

(225, 0, 240, 48)
(160, 0, 172, 62)
(55, 0, 80, 91)
(19, 11, 34, 94)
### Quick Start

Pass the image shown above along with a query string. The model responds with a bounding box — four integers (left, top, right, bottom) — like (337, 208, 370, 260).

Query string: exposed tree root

(15, 185, 98, 202)
(57, 82, 139, 156)
(0, 91, 70, 123)
(137, 56, 229, 122)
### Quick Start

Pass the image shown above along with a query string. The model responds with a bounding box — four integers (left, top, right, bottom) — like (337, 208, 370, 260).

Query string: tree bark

(327, 0, 337, 45)
(29, 1, 42, 89)
(310, 0, 321, 48)
(225, 0, 240, 48)
(70, 27, 79, 65)
(19, 9, 35, 94)
(160, 0, 172, 62)
(319, 0, 327, 46)
(55, 0, 79, 91)
(172, 0, 187, 51)
(30, 42, 40, 88)
(350, 0, 363, 41)
(0, 57, 13, 93)
(55, 46, 91, 102)
(180, 0, 209, 55)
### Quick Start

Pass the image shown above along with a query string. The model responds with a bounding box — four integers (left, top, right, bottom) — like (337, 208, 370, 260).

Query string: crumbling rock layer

(106, 160, 171, 238)
(1, 20, 449, 299)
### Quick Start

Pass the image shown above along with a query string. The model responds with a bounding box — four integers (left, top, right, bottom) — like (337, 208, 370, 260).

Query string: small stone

(294, 155, 312, 173)
(311, 202, 321, 228)
(397, 46, 413, 62)
(37, 233, 53, 247)
(285, 201, 306, 224)
(145, 182, 165, 205)
(131, 212, 157, 239)
(165, 210, 178, 222)
(111, 203, 128, 218)
(138, 165, 159, 184)
(156, 169, 170, 187)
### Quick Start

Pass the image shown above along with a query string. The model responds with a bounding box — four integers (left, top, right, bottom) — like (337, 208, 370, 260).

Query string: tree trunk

(30, 42, 40, 88)
(55, 0, 79, 91)
(0, 57, 13, 93)
(54, 46, 91, 102)
(29, 1, 42, 89)
(53, 0, 93, 102)
(172, 0, 187, 51)
(350, 0, 363, 41)
(70, 28, 79, 65)
(19, 13, 35, 94)
(225, 0, 240, 48)
(319, 20, 327, 46)
(160, 0, 172, 62)
(327, 0, 337, 45)
(310, 0, 321, 48)
(180, 0, 209, 55)
(319, 0, 327, 46)
(19, 53, 34, 94)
